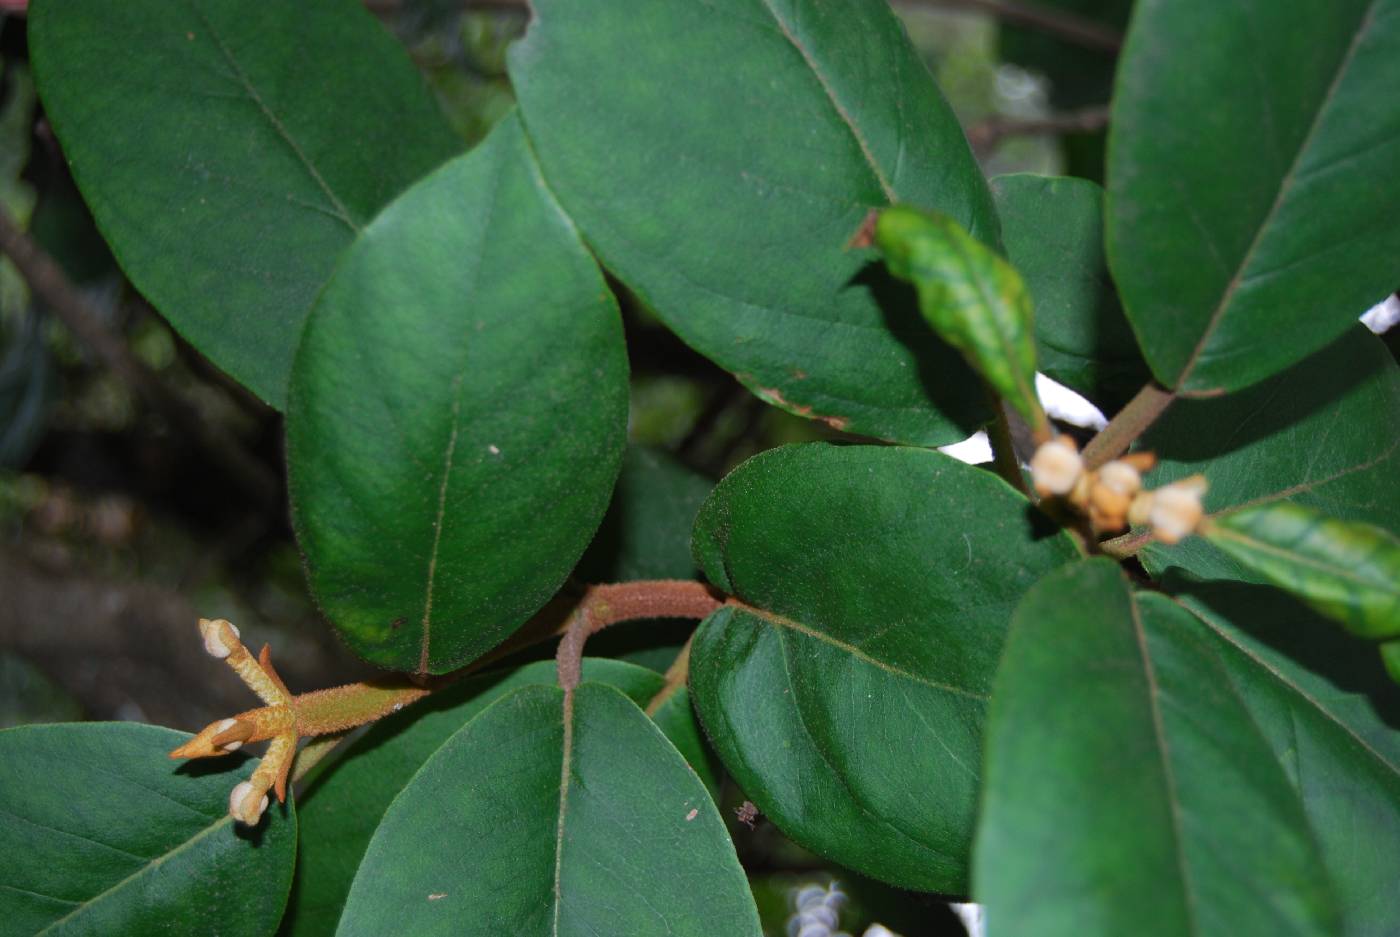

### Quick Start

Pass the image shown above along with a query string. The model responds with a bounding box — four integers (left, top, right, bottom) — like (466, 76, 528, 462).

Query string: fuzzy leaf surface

(286, 114, 628, 673)
(284, 659, 687, 937)
(0, 722, 296, 936)
(27, 0, 459, 406)
(1107, 0, 1400, 393)
(336, 683, 759, 936)
(976, 559, 1339, 936)
(509, 0, 999, 444)
(688, 443, 1079, 892)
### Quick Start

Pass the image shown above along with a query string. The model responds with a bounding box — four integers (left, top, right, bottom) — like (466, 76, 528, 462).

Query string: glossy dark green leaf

(1206, 502, 1400, 640)
(336, 683, 759, 936)
(510, 0, 999, 445)
(575, 446, 713, 584)
(688, 443, 1080, 892)
(1164, 574, 1400, 937)
(872, 206, 1044, 429)
(976, 559, 1340, 936)
(0, 722, 296, 936)
(1138, 327, 1400, 582)
(285, 659, 672, 937)
(1107, 0, 1400, 393)
(991, 173, 1148, 410)
(28, 0, 459, 407)
(286, 114, 628, 673)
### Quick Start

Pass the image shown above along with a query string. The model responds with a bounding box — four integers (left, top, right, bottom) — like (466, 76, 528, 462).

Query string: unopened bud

(229, 780, 269, 825)
(199, 618, 240, 659)
(1031, 437, 1083, 497)
(1150, 477, 1208, 544)
(1097, 460, 1142, 497)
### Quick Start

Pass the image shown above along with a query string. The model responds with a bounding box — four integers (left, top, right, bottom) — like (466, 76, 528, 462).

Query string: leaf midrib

(1174, 0, 1379, 389)
(735, 602, 988, 701)
(185, 0, 360, 234)
(34, 813, 232, 935)
(755, 0, 895, 203)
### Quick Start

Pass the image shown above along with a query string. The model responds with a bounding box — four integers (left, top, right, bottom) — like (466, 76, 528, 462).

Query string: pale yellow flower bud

(1031, 437, 1083, 497)
(1150, 478, 1207, 544)
(199, 618, 240, 659)
(229, 780, 269, 825)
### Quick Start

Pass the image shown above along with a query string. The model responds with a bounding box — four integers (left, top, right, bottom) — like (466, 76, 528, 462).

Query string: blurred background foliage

(0, 2, 1198, 933)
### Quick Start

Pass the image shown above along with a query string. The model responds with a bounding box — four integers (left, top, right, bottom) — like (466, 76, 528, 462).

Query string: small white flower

(1030, 438, 1083, 497)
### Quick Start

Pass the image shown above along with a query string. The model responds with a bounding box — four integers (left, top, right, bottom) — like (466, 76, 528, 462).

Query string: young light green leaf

(509, 0, 999, 445)
(1107, 0, 1400, 394)
(689, 443, 1079, 893)
(0, 722, 296, 936)
(28, 0, 460, 407)
(336, 683, 759, 937)
(286, 114, 628, 674)
(976, 559, 1341, 937)
(1206, 502, 1400, 640)
(870, 205, 1046, 433)
(284, 659, 684, 937)
(991, 173, 1149, 411)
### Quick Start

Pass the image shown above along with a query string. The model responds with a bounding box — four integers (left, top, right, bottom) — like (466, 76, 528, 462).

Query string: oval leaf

(1206, 502, 1400, 639)
(1138, 327, 1400, 583)
(1163, 575, 1400, 937)
(0, 722, 296, 936)
(688, 443, 1080, 892)
(28, 0, 460, 407)
(286, 114, 629, 673)
(976, 559, 1340, 936)
(509, 0, 998, 445)
(336, 683, 759, 936)
(991, 173, 1148, 411)
(870, 206, 1045, 431)
(1107, 0, 1400, 393)
(284, 659, 688, 937)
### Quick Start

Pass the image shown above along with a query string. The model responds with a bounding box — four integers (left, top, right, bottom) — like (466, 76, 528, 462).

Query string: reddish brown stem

(1082, 381, 1176, 470)
(555, 581, 723, 692)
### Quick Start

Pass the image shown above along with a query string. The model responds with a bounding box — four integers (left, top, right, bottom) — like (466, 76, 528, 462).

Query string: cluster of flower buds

(1029, 435, 1208, 544)
(169, 618, 299, 826)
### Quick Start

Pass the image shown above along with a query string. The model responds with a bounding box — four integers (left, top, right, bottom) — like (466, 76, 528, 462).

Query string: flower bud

(229, 780, 269, 825)
(1031, 437, 1083, 497)
(199, 618, 241, 659)
(1097, 460, 1142, 497)
(1150, 478, 1207, 544)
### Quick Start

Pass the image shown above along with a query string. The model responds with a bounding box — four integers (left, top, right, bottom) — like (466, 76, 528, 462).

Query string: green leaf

(575, 446, 714, 583)
(1106, 0, 1400, 393)
(285, 659, 674, 937)
(688, 443, 1079, 892)
(991, 173, 1148, 411)
(976, 559, 1340, 936)
(1206, 502, 1400, 640)
(0, 722, 296, 936)
(335, 683, 759, 936)
(1164, 574, 1400, 937)
(286, 113, 628, 674)
(27, 0, 460, 407)
(1138, 327, 1400, 583)
(509, 0, 999, 445)
(871, 206, 1044, 430)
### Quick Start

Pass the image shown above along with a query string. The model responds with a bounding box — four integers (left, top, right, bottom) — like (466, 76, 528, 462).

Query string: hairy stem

(556, 581, 722, 692)
(1082, 381, 1176, 470)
